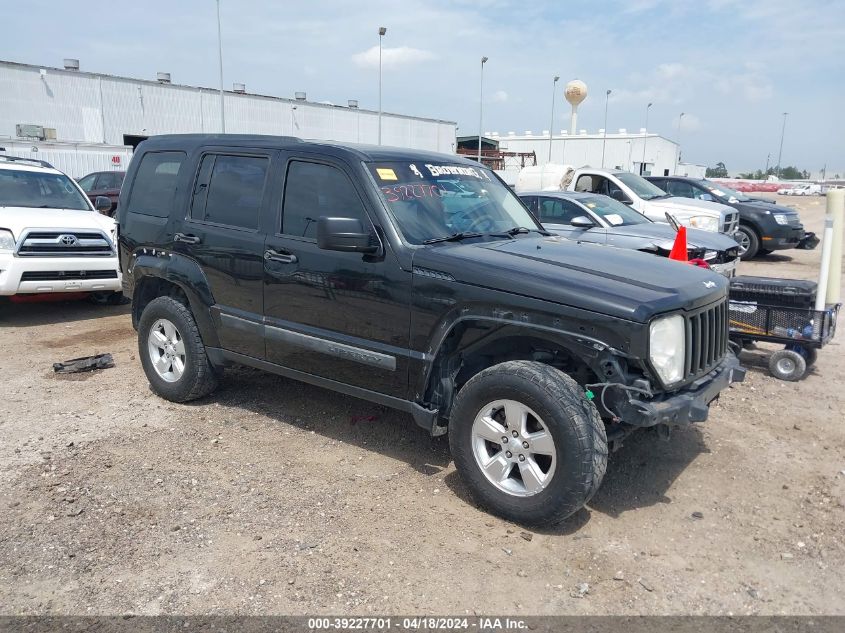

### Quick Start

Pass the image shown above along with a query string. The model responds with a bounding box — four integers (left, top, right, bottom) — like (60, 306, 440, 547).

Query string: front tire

(735, 224, 760, 260)
(138, 296, 218, 402)
(449, 361, 607, 526)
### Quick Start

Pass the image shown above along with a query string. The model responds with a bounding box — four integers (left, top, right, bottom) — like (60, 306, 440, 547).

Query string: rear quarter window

(126, 151, 186, 218)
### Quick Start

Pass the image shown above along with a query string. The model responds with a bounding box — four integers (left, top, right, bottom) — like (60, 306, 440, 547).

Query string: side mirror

(609, 190, 632, 204)
(664, 212, 682, 232)
(94, 196, 112, 212)
(316, 217, 378, 253)
(570, 216, 594, 228)
(698, 193, 714, 202)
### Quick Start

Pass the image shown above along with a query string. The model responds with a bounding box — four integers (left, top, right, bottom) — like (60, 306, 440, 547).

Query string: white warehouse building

(0, 59, 457, 177)
(488, 129, 705, 184)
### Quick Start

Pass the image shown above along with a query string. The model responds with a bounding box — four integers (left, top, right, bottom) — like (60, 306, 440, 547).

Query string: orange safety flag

(668, 226, 689, 262)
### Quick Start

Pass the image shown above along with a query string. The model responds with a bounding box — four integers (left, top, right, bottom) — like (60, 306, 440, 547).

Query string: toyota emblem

(59, 234, 78, 246)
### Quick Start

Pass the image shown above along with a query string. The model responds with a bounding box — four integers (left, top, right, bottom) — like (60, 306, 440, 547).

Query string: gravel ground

(0, 195, 843, 616)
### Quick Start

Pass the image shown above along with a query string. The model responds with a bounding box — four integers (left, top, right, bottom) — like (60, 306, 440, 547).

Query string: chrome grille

(16, 230, 113, 257)
(722, 212, 739, 234)
(684, 300, 729, 379)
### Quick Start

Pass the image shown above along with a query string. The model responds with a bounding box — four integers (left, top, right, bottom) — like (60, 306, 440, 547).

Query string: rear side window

(77, 173, 97, 192)
(96, 172, 121, 190)
(666, 180, 694, 198)
(189, 154, 268, 230)
(281, 161, 367, 239)
(127, 151, 185, 217)
(538, 198, 583, 224)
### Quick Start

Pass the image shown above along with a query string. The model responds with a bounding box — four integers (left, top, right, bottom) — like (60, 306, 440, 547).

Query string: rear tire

(793, 345, 818, 367)
(449, 361, 607, 526)
(768, 349, 806, 381)
(138, 296, 218, 402)
(735, 225, 760, 260)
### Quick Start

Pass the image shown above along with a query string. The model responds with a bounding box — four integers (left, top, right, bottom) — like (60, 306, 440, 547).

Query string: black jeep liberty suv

(117, 135, 744, 525)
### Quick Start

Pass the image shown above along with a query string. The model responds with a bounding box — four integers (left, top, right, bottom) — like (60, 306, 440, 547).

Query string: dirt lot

(1, 195, 843, 616)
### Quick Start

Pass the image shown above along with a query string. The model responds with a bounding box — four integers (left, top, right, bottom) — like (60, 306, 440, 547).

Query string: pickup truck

(118, 135, 744, 526)
(515, 165, 739, 238)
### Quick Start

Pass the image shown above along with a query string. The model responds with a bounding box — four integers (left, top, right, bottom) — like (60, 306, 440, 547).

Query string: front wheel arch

(735, 223, 761, 260)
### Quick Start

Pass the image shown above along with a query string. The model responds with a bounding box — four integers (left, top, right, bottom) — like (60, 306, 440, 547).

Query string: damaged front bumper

(615, 354, 745, 427)
(797, 231, 820, 250)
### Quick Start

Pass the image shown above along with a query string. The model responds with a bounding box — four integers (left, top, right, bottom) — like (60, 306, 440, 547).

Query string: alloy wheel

(147, 318, 186, 382)
(470, 399, 557, 497)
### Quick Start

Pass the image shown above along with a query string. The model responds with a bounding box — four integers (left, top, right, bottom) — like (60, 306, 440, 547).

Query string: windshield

(0, 169, 91, 211)
(579, 195, 650, 226)
(368, 161, 540, 244)
(615, 172, 669, 200)
(701, 180, 750, 202)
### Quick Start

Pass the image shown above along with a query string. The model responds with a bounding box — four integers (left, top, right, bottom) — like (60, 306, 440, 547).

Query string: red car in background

(76, 170, 125, 216)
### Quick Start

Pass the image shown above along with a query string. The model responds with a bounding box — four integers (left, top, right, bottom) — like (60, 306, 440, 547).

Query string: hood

(740, 200, 799, 215)
(0, 207, 115, 240)
(606, 223, 739, 251)
(646, 196, 732, 217)
(413, 236, 727, 323)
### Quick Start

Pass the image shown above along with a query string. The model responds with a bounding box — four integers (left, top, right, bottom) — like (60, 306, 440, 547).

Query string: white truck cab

(0, 156, 122, 301)
(515, 165, 739, 237)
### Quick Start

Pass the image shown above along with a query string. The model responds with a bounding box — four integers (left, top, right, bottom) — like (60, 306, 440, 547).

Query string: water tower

(565, 80, 588, 135)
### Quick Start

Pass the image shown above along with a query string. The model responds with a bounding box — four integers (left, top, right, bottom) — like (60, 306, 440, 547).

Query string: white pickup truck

(0, 156, 123, 303)
(515, 165, 739, 237)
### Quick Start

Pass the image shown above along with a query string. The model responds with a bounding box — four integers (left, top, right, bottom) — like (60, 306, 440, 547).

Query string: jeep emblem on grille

(59, 234, 78, 246)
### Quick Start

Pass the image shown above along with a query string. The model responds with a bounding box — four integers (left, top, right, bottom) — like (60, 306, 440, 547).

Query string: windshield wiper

(423, 231, 485, 244)
(503, 226, 552, 236)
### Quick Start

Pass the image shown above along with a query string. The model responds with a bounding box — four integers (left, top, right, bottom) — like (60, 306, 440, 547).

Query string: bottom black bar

(0, 616, 843, 633)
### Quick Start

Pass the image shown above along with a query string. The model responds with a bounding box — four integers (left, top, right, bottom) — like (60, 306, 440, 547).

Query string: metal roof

(0, 59, 457, 126)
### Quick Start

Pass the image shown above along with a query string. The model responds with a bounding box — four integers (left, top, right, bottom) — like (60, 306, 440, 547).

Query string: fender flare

(415, 310, 634, 404)
(130, 250, 220, 349)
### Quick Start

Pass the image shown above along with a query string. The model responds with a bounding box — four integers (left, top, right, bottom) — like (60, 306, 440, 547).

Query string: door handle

(174, 232, 201, 245)
(264, 249, 298, 264)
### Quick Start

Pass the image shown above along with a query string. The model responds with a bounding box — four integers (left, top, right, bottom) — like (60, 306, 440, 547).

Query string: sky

(1, 0, 844, 176)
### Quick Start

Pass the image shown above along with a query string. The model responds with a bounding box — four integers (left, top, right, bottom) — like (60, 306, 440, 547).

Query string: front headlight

(773, 213, 788, 225)
(0, 229, 15, 253)
(649, 314, 685, 385)
(704, 250, 718, 261)
(687, 215, 719, 232)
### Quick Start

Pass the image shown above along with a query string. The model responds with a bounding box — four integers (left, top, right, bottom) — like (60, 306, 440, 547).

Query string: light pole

(600, 89, 611, 168)
(675, 112, 685, 175)
(776, 112, 788, 179)
(640, 102, 652, 175)
(378, 26, 387, 145)
(216, 0, 225, 132)
(548, 75, 559, 162)
(477, 56, 488, 164)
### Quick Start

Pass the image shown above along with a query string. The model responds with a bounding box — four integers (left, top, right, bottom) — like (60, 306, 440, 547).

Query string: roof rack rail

(0, 155, 55, 169)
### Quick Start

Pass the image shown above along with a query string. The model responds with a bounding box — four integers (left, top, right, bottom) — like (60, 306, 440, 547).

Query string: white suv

(0, 156, 122, 302)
